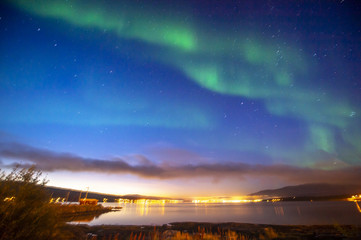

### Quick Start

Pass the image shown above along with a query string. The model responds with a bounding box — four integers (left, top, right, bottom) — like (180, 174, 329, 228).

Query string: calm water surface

(78, 201, 361, 225)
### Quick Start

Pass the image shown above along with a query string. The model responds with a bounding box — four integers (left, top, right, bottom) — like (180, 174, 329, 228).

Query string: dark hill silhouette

(250, 183, 361, 198)
(45, 186, 169, 202)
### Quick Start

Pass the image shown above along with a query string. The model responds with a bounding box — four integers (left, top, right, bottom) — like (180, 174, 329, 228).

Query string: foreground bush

(0, 166, 68, 240)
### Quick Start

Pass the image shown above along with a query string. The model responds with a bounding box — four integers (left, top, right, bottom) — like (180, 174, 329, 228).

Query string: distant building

(79, 198, 98, 205)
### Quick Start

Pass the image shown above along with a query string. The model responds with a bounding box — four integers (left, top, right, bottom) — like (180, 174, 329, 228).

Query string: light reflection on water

(78, 201, 361, 226)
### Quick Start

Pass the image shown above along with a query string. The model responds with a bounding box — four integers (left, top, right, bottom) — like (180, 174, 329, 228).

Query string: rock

(162, 230, 180, 240)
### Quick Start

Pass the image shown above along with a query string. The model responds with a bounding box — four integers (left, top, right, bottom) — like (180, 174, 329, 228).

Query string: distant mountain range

(250, 183, 361, 198)
(46, 183, 361, 203)
(45, 186, 169, 202)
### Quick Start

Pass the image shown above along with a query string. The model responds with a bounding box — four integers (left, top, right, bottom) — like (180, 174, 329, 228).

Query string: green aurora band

(9, 0, 361, 166)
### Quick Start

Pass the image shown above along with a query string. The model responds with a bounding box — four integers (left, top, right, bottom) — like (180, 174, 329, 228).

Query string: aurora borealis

(0, 0, 360, 197)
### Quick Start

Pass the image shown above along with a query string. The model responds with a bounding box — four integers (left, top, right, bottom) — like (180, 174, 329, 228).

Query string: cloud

(0, 142, 164, 177)
(1, 141, 360, 185)
(145, 144, 212, 166)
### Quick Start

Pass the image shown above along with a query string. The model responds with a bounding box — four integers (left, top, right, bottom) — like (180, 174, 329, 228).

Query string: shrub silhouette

(0, 166, 66, 240)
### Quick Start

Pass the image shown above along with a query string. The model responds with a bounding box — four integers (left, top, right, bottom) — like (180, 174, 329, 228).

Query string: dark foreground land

(57, 204, 116, 222)
(66, 222, 361, 240)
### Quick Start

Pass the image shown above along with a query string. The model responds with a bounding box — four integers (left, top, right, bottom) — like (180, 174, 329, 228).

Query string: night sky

(1, 0, 361, 197)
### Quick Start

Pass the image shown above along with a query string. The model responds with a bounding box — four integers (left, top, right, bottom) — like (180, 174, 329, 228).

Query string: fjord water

(80, 201, 361, 225)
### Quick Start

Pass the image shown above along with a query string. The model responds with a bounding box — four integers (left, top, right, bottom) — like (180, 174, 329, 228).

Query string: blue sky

(0, 0, 360, 197)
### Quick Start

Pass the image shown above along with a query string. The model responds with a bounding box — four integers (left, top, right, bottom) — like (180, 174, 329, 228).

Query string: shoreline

(67, 222, 361, 240)
(55, 203, 120, 222)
